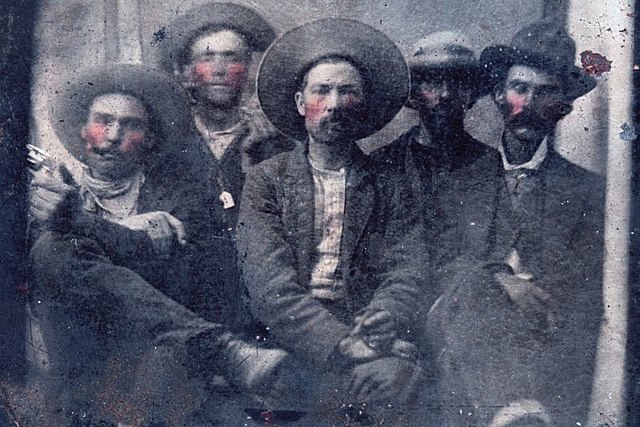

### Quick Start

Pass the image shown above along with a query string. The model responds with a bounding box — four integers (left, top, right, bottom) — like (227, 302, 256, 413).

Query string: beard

(308, 109, 367, 145)
(419, 103, 465, 140)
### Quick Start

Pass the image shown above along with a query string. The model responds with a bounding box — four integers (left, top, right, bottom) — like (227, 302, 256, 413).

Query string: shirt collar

(498, 137, 548, 171)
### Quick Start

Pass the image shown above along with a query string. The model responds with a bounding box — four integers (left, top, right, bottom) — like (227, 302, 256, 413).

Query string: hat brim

(480, 45, 596, 99)
(257, 18, 409, 141)
(49, 64, 194, 166)
(161, 2, 276, 72)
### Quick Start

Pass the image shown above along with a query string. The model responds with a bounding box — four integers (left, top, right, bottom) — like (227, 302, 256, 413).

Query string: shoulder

(369, 126, 419, 167)
(546, 151, 605, 190)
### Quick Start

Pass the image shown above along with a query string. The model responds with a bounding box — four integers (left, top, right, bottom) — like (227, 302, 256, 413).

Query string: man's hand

(352, 309, 397, 353)
(494, 272, 553, 329)
(338, 336, 378, 361)
(117, 211, 186, 257)
(348, 357, 424, 405)
(29, 164, 78, 223)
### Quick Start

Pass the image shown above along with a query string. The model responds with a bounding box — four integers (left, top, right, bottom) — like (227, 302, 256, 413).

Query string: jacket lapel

(341, 150, 376, 267)
(282, 144, 316, 284)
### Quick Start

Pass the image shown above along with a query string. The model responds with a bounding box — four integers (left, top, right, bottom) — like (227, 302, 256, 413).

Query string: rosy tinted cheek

(506, 92, 527, 116)
(84, 123, 107, 149)
(342, 94, 362, 108)
(193, 62, 216, 83)
(226, 63, 248, 88)
(120, 131, 147, 153)
(304, 97, 326, 126)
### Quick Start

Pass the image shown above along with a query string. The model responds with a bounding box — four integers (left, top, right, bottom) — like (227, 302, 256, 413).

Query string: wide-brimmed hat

(160, 2, 276, 72)
(480, 21, 596, 100)
(257, 18, 409, 141)
(49, 64, 194, 165)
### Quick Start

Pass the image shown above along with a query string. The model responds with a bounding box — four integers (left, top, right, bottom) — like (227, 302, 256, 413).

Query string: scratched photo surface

(0, 1, 637, 426)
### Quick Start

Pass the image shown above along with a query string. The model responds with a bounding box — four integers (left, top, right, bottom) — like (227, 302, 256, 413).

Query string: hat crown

(410, 31, 477, 70)
(509, 21, 577, 69)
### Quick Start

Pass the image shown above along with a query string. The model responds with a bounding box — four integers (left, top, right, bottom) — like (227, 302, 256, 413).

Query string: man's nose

(325, 91, 340, 110)
(439, 81, 450, 99)
(210, 56, 228, 75)
(105, 122, 122, 143)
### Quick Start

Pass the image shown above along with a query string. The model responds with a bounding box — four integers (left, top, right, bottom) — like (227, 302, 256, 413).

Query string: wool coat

(429, 148, 605, 425)
(29, 144, 232, 425)
(237, 143, 431, 368)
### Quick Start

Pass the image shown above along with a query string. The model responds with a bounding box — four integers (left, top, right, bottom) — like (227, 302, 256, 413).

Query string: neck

(308, 136, 352, 170)
(194, 104, 242, 132)
(86, 167, 139, 185)
(419, 114, 464, 147)
(502, 129, 546, 165)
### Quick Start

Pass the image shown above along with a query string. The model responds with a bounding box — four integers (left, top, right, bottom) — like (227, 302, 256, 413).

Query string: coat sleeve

(365, 171, 430, 334)
(237, 164, 352, 366)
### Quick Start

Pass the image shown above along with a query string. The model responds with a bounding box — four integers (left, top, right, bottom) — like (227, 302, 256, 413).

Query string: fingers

(161, 212, 187, 245)
(361, 310, 393, 329)
(29, 183, 72, 222)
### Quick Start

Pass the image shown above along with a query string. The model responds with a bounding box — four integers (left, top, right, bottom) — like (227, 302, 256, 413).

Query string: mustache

(318, 109, 366, 129)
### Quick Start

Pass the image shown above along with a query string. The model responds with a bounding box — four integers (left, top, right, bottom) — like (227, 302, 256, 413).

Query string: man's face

(183, 29, 250, 108)
(496, 65, 569, 143)
(411, 69, 474, 125)
(81, 93, 150, 180)
(295, 61, 365, 145)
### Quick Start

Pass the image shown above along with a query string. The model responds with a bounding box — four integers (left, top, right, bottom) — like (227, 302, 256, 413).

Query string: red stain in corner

(580, 50, 612, 76)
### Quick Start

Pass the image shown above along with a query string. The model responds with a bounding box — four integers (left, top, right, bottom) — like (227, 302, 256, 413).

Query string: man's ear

(80, 125, 87, 140)
(492, 83, 506, 105)
(295, 91, 306, 117)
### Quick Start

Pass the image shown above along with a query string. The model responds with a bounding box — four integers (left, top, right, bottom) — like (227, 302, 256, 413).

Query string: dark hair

(297, 55, 371, 95)
(178, 24, 251, 70)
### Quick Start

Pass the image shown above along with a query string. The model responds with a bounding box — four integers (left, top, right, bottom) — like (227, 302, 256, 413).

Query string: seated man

(238, 19, 430, 424)
(28, 64, 297, 426)
(429, 21, 604, 426)
(371, 30, 500, 283)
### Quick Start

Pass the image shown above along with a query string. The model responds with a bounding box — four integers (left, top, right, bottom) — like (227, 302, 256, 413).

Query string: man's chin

(192, 87, 241, 109)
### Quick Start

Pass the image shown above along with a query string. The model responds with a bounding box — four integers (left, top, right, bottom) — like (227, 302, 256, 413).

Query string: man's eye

(511, 83, 529, 94)
(313, 87, 331, 95)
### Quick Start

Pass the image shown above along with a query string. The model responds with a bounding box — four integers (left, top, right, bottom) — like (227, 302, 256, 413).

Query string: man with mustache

(238, 19, 429, 424)
(428, 21, 605, 425)
(161, 3, 294, 329)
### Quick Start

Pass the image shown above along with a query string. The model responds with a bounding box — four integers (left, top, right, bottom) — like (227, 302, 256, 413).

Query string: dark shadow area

(0, 0, 37, 405)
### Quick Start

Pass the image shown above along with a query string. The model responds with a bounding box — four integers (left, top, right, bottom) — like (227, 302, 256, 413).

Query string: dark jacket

(431, 148, 605, 425)
(29, 147, 229, 424)
(190, 116, 294, 328)
(237, 143, 430, 366)
(371, 125, 503, 281)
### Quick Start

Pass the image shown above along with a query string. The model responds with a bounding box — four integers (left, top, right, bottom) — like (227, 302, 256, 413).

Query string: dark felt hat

(480, 21, 596, 100)
(49, 64, 193, 165)
(257, 18, 410, 141)
(161, 2, 276, 72)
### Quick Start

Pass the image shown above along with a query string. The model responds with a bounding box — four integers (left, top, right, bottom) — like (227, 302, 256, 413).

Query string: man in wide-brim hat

(29, 63, 303, 425)
(238, 18, 430, 423)
(428, 20, 604, 426)
(160, 2, 294, 331)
